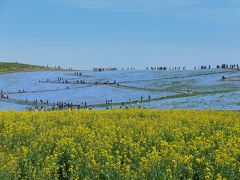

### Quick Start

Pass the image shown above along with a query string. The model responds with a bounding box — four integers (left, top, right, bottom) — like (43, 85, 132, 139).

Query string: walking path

(0, 89, 235, 110)
(2, 85, 94, 95)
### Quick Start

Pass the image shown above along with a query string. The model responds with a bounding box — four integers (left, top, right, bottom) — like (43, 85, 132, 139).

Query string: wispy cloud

(54, 0, 240, 9)
(53, 0, 240, 24)
(54, 0, 199, 11)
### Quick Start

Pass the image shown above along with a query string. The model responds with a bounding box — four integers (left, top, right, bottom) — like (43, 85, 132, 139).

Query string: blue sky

(0, 0, 240, 69)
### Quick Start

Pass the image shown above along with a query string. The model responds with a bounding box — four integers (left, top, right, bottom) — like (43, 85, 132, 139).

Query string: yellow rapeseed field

(0, 109, 239, 179)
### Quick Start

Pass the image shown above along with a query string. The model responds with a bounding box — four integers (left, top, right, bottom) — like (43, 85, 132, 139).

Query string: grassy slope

(0, 62, 62, 73)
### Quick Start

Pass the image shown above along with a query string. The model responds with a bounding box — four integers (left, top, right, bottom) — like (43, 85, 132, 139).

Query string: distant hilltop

(1, 62, 239, 73)
(0, 62, 65, 73)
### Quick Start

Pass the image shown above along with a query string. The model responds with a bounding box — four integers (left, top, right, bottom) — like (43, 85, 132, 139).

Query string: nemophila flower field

(2, 69, 240, 111)
(0, 109, 239, 179)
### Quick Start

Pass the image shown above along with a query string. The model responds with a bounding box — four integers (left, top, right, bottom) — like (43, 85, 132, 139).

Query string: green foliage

(0, 62, 57, 73)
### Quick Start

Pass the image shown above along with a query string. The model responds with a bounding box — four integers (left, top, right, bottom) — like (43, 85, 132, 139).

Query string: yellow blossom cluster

(0, 109, 239, 179)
